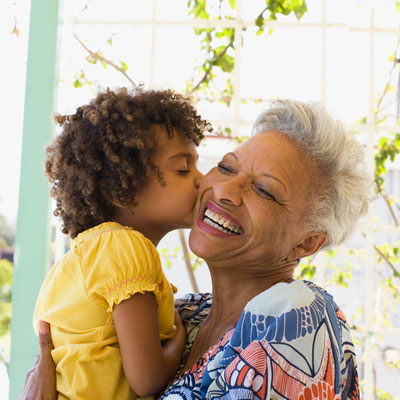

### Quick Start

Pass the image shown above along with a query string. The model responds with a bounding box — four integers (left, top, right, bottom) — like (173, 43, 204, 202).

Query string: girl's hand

(162, 310, 186, 368)
(18, 321, 57, 400)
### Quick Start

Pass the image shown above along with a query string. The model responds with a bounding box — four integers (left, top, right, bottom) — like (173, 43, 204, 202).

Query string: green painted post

(9, 0, 60, 398)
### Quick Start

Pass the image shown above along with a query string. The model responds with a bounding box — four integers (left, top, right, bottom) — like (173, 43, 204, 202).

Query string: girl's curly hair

(46, 87, 212, 238)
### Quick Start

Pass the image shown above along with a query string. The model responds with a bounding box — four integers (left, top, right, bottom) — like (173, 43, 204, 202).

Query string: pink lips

(196, 201, 244, 238)
(205, 202, 243, 227)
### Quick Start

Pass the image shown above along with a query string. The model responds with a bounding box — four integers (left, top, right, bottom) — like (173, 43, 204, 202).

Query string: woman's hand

(18, 321, 57, 400)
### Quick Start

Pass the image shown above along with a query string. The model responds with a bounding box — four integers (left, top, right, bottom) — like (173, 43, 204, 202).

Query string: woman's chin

(188, 223, 232, 260)
(188, 228, 210, 259)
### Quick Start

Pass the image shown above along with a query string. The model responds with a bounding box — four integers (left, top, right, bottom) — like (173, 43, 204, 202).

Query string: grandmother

(21, 99, 372, 399)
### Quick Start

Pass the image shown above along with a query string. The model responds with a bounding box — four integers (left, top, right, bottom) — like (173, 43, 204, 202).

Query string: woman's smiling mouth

(199, 202, 244, 236)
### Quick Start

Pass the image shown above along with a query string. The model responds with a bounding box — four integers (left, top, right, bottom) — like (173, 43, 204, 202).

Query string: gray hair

(252, 99, 375, 249)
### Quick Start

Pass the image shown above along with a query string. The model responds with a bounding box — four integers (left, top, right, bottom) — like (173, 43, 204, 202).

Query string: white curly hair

(252, 99, 375, 249)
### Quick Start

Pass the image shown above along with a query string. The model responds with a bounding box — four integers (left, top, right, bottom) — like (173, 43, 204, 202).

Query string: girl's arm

(112, 292, 186, 397)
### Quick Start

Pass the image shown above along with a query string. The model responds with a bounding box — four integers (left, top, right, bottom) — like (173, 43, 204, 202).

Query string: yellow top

(34, 222, 177, 400)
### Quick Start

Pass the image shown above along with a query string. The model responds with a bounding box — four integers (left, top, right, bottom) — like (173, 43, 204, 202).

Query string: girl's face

(115, 126, 203, 245)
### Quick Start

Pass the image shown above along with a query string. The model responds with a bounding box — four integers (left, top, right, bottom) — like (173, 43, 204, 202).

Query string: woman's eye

(217, 163, 233, 173)
(255, 185, 275, 200)
(177, 170, 190, 174)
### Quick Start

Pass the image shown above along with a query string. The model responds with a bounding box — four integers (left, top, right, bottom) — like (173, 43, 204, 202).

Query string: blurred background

(1, 0, 400, 398)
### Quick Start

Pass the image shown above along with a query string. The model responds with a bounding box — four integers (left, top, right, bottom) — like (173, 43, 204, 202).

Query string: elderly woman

(21, 99, 372, 399)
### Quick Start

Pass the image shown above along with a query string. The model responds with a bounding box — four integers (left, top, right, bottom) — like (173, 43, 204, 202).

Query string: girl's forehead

(155, 131, 198, 162)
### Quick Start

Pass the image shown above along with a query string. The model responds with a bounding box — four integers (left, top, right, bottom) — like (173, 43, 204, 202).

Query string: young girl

(33, 88, 212, 399)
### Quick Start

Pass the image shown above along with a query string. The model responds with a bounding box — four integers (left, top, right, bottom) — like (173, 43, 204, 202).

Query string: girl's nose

(212, 176, 243, 206)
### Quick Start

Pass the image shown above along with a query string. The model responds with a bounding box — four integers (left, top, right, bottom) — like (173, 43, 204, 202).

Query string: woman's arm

(18, 321, 57, 400)
(112, 292, 186, 398)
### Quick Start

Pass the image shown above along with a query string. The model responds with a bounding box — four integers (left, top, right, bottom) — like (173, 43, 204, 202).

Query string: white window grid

(54, 1, 400, 398)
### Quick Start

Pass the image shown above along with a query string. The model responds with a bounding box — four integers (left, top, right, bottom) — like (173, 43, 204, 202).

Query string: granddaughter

(33, 88, 211, 399)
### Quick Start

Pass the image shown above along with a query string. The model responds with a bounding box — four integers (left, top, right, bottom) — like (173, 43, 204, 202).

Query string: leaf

(73, 79, 84, 88)
(388, 52, 396, 63)
(188, 0, 209, 19)
(86, 56, 97, 64)
(219, 54, 234, 72)
(378, 137, 388, 147)
(228, 0, 235, 9)
(120, 60, 128, 71)
(255, 13, 264, 29)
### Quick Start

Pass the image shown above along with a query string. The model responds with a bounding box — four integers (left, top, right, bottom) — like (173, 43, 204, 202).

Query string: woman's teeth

(203, 208, 244, 235)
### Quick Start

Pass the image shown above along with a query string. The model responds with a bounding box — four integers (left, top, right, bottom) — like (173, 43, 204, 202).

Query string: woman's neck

(180, 261, 296, 373)
(206, 259, 296, 327)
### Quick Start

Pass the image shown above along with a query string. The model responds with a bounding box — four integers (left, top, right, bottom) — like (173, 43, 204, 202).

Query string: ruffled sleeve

(78, 225, 164, 312)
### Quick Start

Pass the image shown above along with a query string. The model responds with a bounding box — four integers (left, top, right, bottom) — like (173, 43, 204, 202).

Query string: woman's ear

(287, 232, 328, 262)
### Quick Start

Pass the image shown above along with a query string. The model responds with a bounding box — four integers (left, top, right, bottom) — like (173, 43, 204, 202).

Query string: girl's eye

(177, 170, 190, 174)
(217, 163, 233, 173)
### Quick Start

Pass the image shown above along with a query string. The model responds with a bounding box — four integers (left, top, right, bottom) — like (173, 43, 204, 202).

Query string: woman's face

(189, 131, 323, 267)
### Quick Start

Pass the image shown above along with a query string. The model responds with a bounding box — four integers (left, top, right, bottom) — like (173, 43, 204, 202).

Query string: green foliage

(159, 247, 181, 268)
(376, 388, 396, 400)
(0, 259, 12, 337)
(186, 0, 307, 98)
(160, 247, 206, 270)
(73, 69, 91, 88)
(255, 0, 307, 35)
(375, 133, 400, 192)
(119, 60, 128, 72)
(295, 257, 316, 280)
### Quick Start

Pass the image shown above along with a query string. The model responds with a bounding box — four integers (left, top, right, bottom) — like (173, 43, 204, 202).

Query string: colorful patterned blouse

(159, 280, 359, 400)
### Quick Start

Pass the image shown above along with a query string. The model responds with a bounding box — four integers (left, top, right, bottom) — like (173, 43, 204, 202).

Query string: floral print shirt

(159, 280, 359, 400)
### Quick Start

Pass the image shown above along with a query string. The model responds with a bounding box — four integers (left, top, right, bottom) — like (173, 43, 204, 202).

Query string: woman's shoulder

(175, 292, 213, 324)
(229, 279, 350, 356)
(245, 279, 338, 316)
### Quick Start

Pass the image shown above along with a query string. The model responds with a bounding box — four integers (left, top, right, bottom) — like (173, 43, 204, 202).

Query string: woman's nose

(213, 176, 243, 206)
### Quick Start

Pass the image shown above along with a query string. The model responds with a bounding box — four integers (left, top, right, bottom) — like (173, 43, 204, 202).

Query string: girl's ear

(111, 197, 125, 208)
(287, 232, 328, 262)
(112, 200, 123, 208)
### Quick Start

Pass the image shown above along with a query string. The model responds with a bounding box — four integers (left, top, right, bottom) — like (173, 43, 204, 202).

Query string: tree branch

(376, 36, 400, 111)
(178, 229, 199, 293)
(75, 0, 91, 20)
(374, 244, 400, 276)
(190, 38, 234, 93)
(380, 190, 399, 227)
(74, 33, 137, 88)
(364, 232, 400, 277)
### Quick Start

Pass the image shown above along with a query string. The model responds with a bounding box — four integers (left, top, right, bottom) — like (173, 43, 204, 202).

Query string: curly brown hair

(45, 87, 212, 238)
